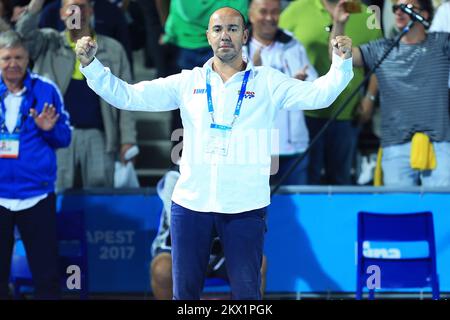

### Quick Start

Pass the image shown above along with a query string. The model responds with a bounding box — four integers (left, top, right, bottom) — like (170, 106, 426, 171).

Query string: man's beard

(216, 49, 238, 63)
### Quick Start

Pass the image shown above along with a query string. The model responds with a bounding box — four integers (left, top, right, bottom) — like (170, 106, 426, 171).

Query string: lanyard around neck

(0, 94, 23, 133)
(206, 68, 251, 128)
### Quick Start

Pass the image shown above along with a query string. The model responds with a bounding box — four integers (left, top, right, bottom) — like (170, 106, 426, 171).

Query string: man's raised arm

(329, 0, 365, 68)
(76, 36, 183, 112)
(271, 36, 354, 111)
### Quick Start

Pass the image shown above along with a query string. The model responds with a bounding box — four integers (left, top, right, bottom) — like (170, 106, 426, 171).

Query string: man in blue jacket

(0, 30, 71, 299)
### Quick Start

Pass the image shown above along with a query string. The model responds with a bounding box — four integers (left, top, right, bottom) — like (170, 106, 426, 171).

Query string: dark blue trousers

(0, 194, 60, 299)
(171, 202, 266, 300)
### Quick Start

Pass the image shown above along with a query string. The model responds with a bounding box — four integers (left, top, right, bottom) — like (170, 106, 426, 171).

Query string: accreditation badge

(205, 123, 232, 157)
(0, 133, 20, 159)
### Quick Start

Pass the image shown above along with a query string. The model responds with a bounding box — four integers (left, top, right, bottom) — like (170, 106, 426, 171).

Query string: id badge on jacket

(205, 123, 232, 157)
(0, 133, 20, 158)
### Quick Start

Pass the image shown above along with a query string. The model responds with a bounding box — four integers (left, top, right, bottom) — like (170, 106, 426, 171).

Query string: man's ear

(206, 29, 211, 46)
(242, 28, 249, 45)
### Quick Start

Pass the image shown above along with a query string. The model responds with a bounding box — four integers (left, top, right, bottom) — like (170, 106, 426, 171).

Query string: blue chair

(10, 210, 88, 299)
(356, 211, 439, 300)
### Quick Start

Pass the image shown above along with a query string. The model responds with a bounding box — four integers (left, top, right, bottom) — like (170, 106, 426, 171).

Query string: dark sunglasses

(392, 3, 422, 13)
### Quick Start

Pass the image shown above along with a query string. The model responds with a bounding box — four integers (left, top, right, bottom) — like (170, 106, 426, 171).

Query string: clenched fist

(331, 36, 352, 60)
(75, 36, 98, 67)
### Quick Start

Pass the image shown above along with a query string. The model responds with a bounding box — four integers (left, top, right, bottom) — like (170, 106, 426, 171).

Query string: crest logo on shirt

(193, 88, 206, 94)
(238, 90, 256, 99)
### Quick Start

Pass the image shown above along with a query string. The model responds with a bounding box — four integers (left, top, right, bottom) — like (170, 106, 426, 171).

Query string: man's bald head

(208, 7, 247, 30)
(206, 6, 249, 64)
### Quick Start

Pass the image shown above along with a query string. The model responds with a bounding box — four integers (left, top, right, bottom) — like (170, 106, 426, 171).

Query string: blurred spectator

(8, 0, 28, 24)
(385, 0, 444, 37)
(332, 0, 450, 186)
(38, 0, 133, 74)
(139, 0, 175, 77)
(279, 0, 383, 185)
(0, 30, 71, 299)
(243, 0, 318, 185)
(16, 0, 137, 190)
(124, 1, 147, 53)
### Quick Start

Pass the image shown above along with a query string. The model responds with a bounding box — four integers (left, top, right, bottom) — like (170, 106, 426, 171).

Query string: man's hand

(252, 46, 263, 67)
(331, 36, 352, 59)
(75, 36, 98, 67)
(30, 103, 60, 131)
(10, 6, 27, 22)
(333, 0, 351, 24)
(120, 144, 137, 164)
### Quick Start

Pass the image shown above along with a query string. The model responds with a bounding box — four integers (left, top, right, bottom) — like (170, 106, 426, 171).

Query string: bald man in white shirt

(75, 6, 354, 300)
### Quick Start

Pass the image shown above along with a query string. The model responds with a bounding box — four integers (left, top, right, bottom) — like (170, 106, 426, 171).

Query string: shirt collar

(203, 56, 255, 79)
(7, 87, 27, 97)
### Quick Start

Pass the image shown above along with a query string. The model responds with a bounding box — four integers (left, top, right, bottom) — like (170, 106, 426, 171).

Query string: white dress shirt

(81, 53, 353, 213)
(3, 87, 26, 133)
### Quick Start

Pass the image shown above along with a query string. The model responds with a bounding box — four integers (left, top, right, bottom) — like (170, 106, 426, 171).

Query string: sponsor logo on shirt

(193, 88, 207, 94)
(238, 90, 256, 99)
